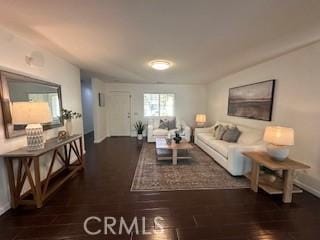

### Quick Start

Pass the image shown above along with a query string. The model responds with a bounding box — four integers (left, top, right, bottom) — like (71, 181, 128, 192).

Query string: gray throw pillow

(159, 119, 169, 129)
(168, 119, 176, 130)
(215, 125, 227, 140)
(222, 127, 242, 143)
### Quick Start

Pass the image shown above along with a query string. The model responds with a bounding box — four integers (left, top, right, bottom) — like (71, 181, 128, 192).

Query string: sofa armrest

(194, 126, 214, 143)
(147, 124, 154, 141)
(227, 144, 266, 175)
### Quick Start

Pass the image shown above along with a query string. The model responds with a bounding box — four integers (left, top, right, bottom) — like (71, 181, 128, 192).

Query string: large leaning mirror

(0, 71, 63, 138)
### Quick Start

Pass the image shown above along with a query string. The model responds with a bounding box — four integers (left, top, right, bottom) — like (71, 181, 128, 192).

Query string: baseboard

(94, 135, 108, 143)
(0, 201, 10, 216)
(294, 179, 320, 198)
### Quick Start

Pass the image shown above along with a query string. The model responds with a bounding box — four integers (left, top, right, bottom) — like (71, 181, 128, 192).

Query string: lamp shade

(11, 102, 52, 124)
(196, 114, 206, 123)
(263, 126, 294, 146)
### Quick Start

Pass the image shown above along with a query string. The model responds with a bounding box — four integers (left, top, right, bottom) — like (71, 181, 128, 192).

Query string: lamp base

(25, 124, 45, 151)
(266, 143, 289, 161)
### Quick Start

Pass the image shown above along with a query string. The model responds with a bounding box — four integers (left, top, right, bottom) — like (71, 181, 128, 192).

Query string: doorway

(108, 92, 131, 136)
(80, 78, 94, 141)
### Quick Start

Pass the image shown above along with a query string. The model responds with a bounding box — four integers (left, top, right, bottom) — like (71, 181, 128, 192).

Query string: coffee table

(155, 137, 193, 165)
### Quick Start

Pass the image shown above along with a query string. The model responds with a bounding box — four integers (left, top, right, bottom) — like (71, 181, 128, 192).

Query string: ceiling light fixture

(148, 59, 172, 70)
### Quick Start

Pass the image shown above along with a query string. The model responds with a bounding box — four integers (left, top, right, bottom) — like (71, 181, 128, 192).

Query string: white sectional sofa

(194, 121, 265, 176)
(147, 117, 191, 142)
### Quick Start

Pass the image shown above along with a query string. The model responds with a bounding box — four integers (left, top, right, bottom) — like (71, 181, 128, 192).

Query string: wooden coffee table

(155, 138, 193, 165)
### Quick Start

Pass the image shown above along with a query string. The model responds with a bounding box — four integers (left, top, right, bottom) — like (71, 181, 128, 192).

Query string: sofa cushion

(168, 118, 176, 130)
(153, 129, 169, 136)
(222, 127, 241, 143)
(150, 117, 176, 128)
(213, 121, 263, 145)
(197, 132, 215, 143)
(159, 119, 169, 129)
(215, 125, 228, 140)
(197, 133, 238, 158)
(206, 140, 230, 158)
(237, 125, 263, 145)
(212, 124, 220, 138)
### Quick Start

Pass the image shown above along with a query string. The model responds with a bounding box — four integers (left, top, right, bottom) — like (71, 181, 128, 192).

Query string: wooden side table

(1, 134, 84, 208)
(243, 151, 310, 203)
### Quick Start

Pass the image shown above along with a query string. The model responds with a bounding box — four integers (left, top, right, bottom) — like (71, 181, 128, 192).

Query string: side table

(243, 151, 310, 203)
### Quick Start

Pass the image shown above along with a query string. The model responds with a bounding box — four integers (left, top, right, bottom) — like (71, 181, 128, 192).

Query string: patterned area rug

(131, 143, 250, 191)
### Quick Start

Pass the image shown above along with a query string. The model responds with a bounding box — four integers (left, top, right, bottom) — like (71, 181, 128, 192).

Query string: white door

(109, 92, 131, 136)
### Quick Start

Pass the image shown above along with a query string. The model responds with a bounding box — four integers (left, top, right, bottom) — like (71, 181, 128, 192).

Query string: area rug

(131, 143, 250, 191)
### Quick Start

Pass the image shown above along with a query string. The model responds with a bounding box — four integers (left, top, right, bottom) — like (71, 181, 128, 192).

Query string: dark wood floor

(0, 133, 320, 240)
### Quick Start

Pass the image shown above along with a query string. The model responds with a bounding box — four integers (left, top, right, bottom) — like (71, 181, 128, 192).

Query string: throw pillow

(215, 125, 228, 140)
(213, 124, 221, 138)
(168, 118, 176, 130)
(159, 119, 169, 129)
(222, 127, 242, 143)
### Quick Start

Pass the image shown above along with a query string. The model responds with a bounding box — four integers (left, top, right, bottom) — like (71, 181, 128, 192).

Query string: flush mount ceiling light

(148, 59, 172, 70)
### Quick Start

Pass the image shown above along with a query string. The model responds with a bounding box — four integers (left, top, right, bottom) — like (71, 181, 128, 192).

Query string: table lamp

(263, 126, 294, 161)
(195, 114, 206, 127)
(11, 102, 52, 151)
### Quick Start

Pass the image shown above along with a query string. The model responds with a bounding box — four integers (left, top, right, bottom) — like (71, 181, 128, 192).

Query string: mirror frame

(0, 70, 63, 138)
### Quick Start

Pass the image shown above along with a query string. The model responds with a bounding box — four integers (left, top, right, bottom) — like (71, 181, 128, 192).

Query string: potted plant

(62, 109, 82, 136)
(134, 121, 145, 140)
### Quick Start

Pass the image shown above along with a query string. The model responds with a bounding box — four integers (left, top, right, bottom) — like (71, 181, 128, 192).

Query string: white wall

(207, 41, 320, 197)
(81, 79, 94, 134)
(92, 77, 108, 143)
(104, 82, 207, 137)
(0, 27, 83, 215)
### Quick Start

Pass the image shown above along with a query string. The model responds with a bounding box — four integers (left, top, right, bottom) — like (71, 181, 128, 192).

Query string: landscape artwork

(228, 80, 275, 121)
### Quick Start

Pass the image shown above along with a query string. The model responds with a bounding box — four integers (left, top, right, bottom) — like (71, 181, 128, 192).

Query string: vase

(65, 119, 73, 136)
(173, 132, 182, 144)
(137, 133, 143, 140)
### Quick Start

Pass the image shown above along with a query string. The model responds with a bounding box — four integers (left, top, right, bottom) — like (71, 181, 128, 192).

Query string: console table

(243, 151, 310, 203)
(1, 134, 84, 208)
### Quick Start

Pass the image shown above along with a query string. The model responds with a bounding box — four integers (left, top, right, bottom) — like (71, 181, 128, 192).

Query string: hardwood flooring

(0, 133, 319, 240)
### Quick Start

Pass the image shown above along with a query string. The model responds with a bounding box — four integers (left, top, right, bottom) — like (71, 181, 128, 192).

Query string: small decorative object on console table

(1, 134, 84, 208)
(173, 131, 182, 144)
(195, 114, 206, 127)
(263, 126, 294, 160)
(134, 120, 145, 140)
(62, 109, 82, 136)
(57, 130, 68, 141)
(11, 102, 52, 151)
(243, 151, 310, 203)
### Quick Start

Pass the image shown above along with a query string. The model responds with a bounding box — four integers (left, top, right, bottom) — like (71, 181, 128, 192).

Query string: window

(144, 93, 175, 117)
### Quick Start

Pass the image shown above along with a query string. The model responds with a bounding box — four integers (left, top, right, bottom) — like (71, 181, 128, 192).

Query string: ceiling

(1, 0, 320, 84)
